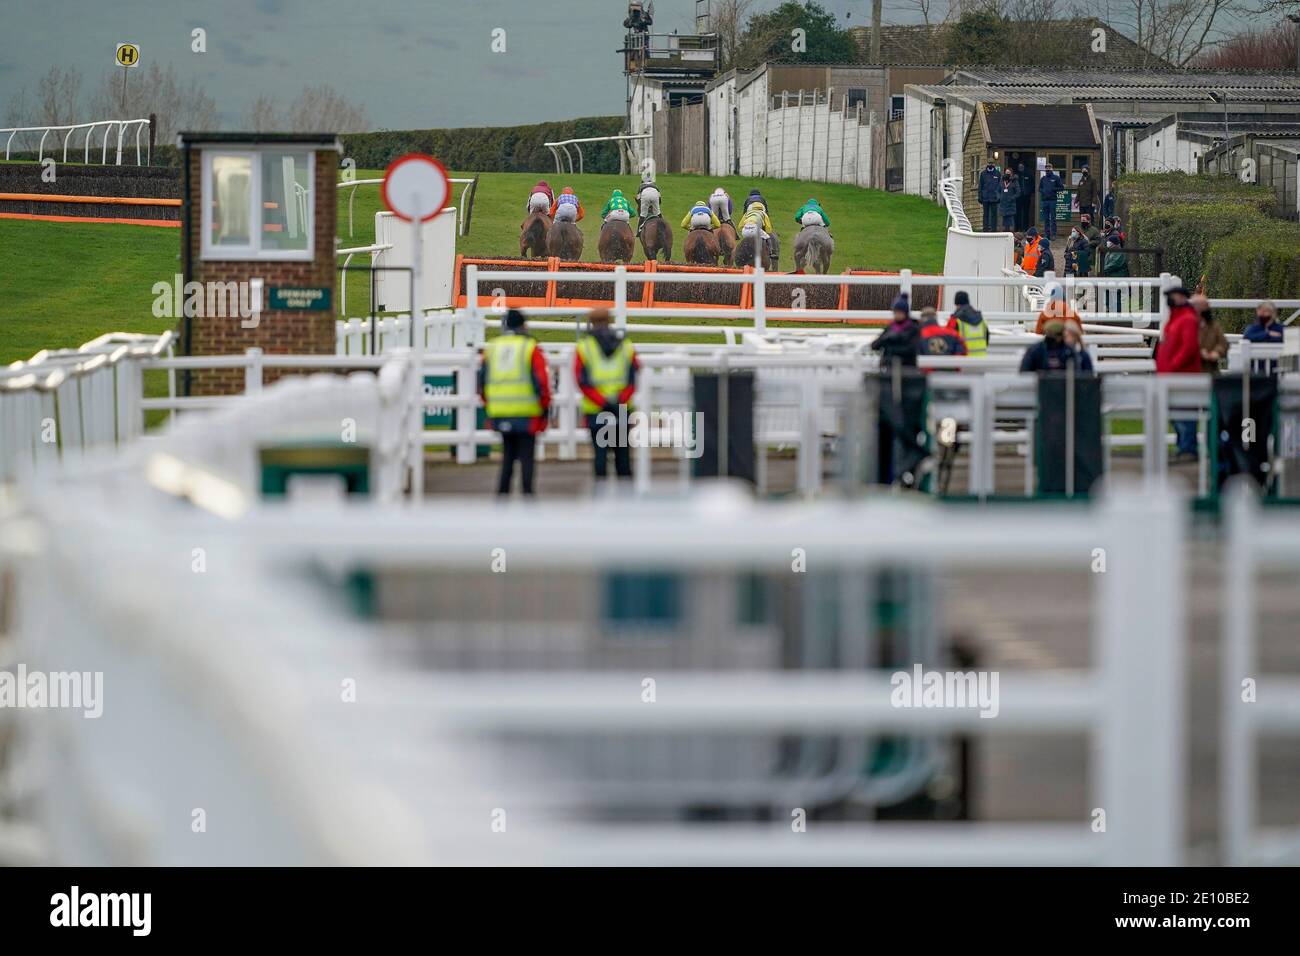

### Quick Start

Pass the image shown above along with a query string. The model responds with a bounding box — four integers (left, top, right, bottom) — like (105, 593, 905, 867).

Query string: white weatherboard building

(1133, 114, 1300, 175)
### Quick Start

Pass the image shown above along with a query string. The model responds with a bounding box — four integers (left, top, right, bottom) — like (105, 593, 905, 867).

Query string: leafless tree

(1193, 25, 1299, 68)
(1102, 0, 1245, 66)
(712, 0, 758, 70)
(35, 67, 83, 126)
(88, 62, 217, 143)
(244, 93, 281, 132)
(281, 84, 368, 133)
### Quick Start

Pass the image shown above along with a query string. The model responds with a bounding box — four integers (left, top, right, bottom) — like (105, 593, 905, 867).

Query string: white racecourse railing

(1, 118, 151, 165)
(5, 478, 1188, 864)
(1222, 488, 1300, 865)
(337, 176, 478, 237)
(463, 264, 1179, 332)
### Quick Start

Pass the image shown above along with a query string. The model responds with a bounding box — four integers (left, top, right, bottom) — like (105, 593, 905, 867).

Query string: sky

(1, 0, 891, 130)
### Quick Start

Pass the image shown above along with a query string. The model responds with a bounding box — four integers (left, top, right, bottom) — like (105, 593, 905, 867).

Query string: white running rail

(1, 118, 151, 165)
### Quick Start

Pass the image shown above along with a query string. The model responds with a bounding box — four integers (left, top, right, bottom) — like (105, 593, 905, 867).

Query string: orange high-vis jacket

(1021, 236, 1042, 274)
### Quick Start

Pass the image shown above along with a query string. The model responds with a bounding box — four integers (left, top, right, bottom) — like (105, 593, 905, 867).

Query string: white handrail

(2, 118, 151, 165)
(337, 176, 477, 237)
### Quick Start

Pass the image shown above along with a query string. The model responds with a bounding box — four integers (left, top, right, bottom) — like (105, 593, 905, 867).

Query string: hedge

(1204, 220, 1300, 332)
(1125, 202, 1268, 290)
(1116, 173, 1298, 330)
(340, 116, 625, 174)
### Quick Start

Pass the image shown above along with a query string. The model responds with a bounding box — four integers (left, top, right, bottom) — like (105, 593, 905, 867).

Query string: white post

(752, 258, 766, 334)
(614, 265, 627, 330)
(408, 352, 424, 500)
(410, 218, 424, 357)
(899, 268, 913, 308)
(466, 264, 480, 323)
(1096, 486, 1186, 864)
(244, 348, 263, 396)
(456, 353, 476, 465)
(1222, 487, 1256, 865)
(1157, 272, 1172, 329)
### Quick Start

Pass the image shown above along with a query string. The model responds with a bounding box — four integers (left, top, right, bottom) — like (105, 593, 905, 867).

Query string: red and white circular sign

(381, 153, 450, 222)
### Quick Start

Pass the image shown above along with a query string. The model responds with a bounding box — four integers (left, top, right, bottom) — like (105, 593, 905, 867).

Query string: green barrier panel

(259, 442, 371, 497)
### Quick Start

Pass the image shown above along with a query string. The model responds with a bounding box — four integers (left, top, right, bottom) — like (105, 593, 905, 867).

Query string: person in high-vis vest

(574, 308, 640, 480)
(946, 291, 988, 358)
(1020, 227, 1043, 275)
(478, 309, 551, 496)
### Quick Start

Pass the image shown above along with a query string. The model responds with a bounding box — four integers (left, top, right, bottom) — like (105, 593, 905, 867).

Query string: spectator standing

(919, 305, 968, 363)
(1154, 286, 1202, 461)
(1020, 319, 1094, 372)
(997, 169, 1020, 231)
(1075, 166, 1097, 223)
(871, 295, 921, 368)
(978, 161, 1001, 231)
(1064, 225, 1091, 278)
(1192, 294, 1228, 374)
(574, 308, 640, 482)
(947, 291, 988, 357)
(1079, 214, 1101, 278)
(1017, 163, 1033, 230)
(1242, 300, 1284, 345)
(1038, 163, 1064, 241)
(1102, 186, 1116, 221)
(479, 310, 552, 496)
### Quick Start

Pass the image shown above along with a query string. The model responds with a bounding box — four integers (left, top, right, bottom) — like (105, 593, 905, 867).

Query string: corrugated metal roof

(949, 68, 1300, 89)
(906, 84, 1300, 108)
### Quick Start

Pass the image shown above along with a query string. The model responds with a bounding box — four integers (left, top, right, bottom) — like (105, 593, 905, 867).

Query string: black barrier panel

(1036, 372, 1103, 497)
(693, 371, 755, 484)
(874, 370, 928, 488)
(1213, 374, 1277, 494)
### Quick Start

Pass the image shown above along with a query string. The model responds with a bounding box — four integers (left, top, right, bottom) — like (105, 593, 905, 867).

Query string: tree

(733, 1, 859, 69)
(1193, 25, 1299, 69)
(712, 0, 759, 70)
(1101, 0, 1246, 66)
(283, 84, 368, 133)
(943, 8, 1012, 63)
(87, 62, 216, 143)
(36, 67, 83, 126)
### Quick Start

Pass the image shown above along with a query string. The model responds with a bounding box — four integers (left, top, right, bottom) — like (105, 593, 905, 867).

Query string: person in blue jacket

(1038, 163, 1064, 240)
(978, 161, 1001, 231)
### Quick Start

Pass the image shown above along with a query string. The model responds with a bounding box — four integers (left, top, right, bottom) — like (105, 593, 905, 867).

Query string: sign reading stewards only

(268, 286, 332, 311)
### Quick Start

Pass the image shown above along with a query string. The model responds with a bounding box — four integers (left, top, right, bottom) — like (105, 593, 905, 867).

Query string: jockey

(737, 200, 773, 241)
(794, 198, 830, 230)
(636, 179, 661, 219)
(526, 180, 554, 215)
(708, 187, 733, 224)
(742, 189, 767, 213)
(601, 189, 634, 223)
(550, 186, 584, 223)
(680, 200, 721, 232)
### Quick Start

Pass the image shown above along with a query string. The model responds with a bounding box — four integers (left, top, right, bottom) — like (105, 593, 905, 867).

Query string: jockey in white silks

(526, 180, 554, 215)
(635, 180, 661, 235)
(707, 187, 733, 225)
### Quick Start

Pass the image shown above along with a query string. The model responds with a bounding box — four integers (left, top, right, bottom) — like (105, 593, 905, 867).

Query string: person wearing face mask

(1064, 224, 1092, 278)
(997, 167, 1020, 231)
(978, 160, 1001, 231)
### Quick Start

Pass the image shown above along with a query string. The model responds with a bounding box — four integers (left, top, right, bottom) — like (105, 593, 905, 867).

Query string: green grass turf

(0, 168, 947, 364)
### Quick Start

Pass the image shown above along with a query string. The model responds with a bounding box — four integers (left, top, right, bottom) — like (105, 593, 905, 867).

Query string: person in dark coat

(1075, 166, 1097, 223)
(871, 295, 920, 368)
(1064, 225, 1092, 278)
(1101, 187, 1116, 221)
(1016, 163, 1033, 231)
(978, 161, 1001, 231)
(1020, 319, 1094, 373)
(1038, 163, 1064, 240)
(997, 168, 1020, 231)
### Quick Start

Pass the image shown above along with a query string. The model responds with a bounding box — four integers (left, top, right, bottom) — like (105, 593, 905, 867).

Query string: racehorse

(547, 220, 584, 261)
(714, 221, 737, 266)
(598, 218, 635, 263)
(684, 226, 720, 266)
(519, 211, 551, 259)
(793, 224, 834, 274)
(640, 215, 673, 262)
(733, 230, 778, 271)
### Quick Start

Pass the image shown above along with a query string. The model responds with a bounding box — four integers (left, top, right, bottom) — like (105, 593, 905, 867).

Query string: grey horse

(793, 224, 834, 274)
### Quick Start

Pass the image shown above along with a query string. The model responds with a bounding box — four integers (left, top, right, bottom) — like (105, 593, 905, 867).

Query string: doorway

(1005, 150, 1037, 232)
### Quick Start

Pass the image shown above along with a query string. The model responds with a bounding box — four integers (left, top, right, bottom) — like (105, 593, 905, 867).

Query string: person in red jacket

(1155, 285, 1202, 460)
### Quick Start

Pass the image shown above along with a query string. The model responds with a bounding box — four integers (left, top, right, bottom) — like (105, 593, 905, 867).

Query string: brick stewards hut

(177, 131, 341, 395)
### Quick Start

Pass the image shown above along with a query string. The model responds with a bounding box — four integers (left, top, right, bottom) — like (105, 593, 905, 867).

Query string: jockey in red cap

(526, 180, 555, 215)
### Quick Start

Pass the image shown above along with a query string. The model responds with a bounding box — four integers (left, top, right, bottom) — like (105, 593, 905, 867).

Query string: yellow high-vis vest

(955, 316, 988, 357)
(484, 334, 542, 418)
(577, 335, 634, 415)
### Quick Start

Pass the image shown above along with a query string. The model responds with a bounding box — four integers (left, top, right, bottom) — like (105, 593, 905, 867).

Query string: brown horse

(684, 227, 720, 266)
(547, 219, 584, 261)
(519, 211, 551, 258)
(733, 230, 777, 270)
(598, 218, 635, 263)
(714, 221, 737, 266)
(640, 215, 673, 262)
